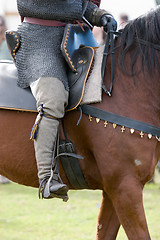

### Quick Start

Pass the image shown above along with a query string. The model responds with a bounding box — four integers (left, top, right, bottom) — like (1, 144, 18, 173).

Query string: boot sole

(50, 185, 68, 195)
(44, 191, 69, 202)
(43, 186, 69, 201)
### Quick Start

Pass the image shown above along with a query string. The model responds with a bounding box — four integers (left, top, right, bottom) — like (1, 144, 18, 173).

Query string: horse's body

(1, 6, 160, 240)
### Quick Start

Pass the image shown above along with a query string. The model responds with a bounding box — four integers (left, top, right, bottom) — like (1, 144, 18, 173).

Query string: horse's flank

(1, 6, 160, 240)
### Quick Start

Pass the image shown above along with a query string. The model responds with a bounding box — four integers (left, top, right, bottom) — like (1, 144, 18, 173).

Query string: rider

(15, 0, 117, 201)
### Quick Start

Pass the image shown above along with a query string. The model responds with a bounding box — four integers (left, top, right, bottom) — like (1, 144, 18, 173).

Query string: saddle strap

(58, 119, 89, 189)
(59, 140, 89, 189)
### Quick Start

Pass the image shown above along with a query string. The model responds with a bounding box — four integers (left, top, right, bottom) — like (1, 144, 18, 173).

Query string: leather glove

(100, 14, 117, 32)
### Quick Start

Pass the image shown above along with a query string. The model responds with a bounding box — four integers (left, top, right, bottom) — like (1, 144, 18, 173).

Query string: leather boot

(30, 77, 69, 201)
(34, 116, 68, 201)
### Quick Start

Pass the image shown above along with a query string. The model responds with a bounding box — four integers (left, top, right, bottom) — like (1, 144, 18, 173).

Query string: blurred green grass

(0, 168, 159, 240)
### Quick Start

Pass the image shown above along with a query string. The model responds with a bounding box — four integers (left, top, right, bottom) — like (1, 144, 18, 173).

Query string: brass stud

(130, 128, 135, 134)
(104, 121, 108, 127)
(88, 115, 92, 122)
(156, 136, 160, 142)
(96, 118, 100, 123)
(121, 126, 125, 133)
(113, 123, 117, 129)
(140, 131, 144, 138)
(148, 134, 152, 139)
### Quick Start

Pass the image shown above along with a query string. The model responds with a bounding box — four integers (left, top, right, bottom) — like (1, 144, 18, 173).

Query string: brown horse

(0, 6, 160, 240)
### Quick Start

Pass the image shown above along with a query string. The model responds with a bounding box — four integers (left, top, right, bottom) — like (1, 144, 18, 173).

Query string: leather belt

(23, 17, 66, 27)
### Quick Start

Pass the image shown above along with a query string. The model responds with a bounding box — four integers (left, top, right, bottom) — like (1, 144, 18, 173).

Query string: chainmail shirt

(16, 0, 98, 89)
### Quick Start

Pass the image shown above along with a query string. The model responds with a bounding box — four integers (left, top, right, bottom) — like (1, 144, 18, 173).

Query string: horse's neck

(102, 54, 160, 126)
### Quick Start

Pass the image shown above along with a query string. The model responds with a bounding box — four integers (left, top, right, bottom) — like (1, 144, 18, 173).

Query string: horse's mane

(119, 6, 160, 75)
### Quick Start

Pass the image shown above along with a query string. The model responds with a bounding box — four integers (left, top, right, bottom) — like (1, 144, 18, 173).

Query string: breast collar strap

(81, 104, 160, 139)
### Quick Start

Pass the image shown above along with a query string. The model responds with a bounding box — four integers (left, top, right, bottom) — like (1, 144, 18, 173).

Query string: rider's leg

(30, 77, 69, 201)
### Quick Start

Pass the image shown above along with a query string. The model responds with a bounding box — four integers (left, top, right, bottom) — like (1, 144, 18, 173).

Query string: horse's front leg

(107, 177, 151, 240)
(96, 191, 120, 240)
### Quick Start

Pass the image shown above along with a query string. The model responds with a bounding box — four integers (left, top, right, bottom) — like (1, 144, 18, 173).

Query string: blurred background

(0, 0, 159, 31)
(0, 0, 160, 49)
(0, 0, 160, 181)
(101, 0, 158, 23)
(0, 2, 159, 240)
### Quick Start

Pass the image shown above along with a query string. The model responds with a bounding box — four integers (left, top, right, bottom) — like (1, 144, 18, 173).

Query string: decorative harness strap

(81, 104, 160, 140)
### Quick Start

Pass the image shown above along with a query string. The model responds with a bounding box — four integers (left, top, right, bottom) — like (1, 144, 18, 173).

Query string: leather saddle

(0, 61, 37, 112)
(61, 23, 98, 72)
(0, 52, 95, 112)
(61, 23, 99, 111)
(66, 46, 95, 111)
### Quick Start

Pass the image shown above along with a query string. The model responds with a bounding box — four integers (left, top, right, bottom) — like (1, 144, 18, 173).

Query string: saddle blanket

(81, 44, 104, 105)
(0, 45, 104, 112)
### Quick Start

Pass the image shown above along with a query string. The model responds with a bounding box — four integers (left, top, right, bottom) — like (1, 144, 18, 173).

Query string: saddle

(0, 61, 36, 112)
(61, 24, 99, 110)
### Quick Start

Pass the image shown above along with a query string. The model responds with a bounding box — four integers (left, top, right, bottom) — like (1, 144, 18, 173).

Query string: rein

(101, 30, 121, 96)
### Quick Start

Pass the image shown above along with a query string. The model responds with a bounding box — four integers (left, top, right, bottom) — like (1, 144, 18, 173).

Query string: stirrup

(39, 173, 69, 202)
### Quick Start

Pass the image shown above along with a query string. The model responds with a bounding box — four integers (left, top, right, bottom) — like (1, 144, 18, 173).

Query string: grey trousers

(30, 77, 68, 180)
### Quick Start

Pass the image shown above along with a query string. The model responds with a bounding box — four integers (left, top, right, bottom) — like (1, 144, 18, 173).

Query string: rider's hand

(100, 14, 117, 32)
